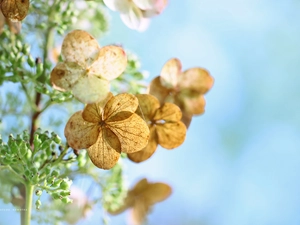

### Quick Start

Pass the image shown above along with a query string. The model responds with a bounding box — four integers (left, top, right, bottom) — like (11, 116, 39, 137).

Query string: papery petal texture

(64, 111, 99, 150)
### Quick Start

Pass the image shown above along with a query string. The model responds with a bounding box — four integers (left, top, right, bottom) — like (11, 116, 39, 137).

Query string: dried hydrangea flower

(0, 10, 21, 34)
(50, 30, 127, 104)
(103, 0, 168, 31)
(0, 0, 30, 22)
(109, 178, 172, 225)
(128, 94, 186, 163)
(64, 93, 150, 169)
(149, 58, 214, 128)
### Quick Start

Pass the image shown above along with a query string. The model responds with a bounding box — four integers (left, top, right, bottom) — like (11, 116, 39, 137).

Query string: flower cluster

(149, 58, 214, 127)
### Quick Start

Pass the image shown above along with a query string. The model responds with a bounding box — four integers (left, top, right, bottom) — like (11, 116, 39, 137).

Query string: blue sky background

(100, 1, 300, 225)
(1, 0, 300, 225)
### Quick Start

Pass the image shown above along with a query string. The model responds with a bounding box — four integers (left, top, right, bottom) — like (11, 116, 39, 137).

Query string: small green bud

(60, 180, 71, 190)
(47, 176, 55, 184)
(60, 191, 70, 197)
(25, 150, 32, 161)
(44, 167, 51, 176)
(51, 170, 60, 177)
(51, 192, 60, 200)
(35, 190, 42, 196)
(36, 62, 44, 76)
(25, 169, 31, 178)
(40, 139, 52, 151)
(22, 44, 31, 55)
(35, 200, 41, 210)
(27, 55, 35, 67)
(51, 132, 61, 144)
(33, 134, 42, 150)
(61, 197, 72, 204)
(51, 178, 62, 188)
(9, 140, 18, 154)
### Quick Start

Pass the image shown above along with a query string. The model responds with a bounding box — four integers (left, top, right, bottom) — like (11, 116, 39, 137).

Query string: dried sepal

(50, 30, 127, 104)
(109, 178, 172, 225)
(128, 94, 186, 163)
(64, 93, 150, 169)
(0, 0, 30, 22)
(149, 58, 214, 128)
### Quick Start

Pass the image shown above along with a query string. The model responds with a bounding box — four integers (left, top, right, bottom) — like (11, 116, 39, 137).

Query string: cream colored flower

(50, 30, 127, 104)
(103, 0, 167, 31)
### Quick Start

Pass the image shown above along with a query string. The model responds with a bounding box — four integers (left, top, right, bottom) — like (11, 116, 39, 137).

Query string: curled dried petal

(0, 0, 29, 22)
(128, 126, 158, 163)
(107, 114, 150, 153)
(71, 75, 110, 104)
(153, 102, 182, 122)
(178, 68, 214, 93)
(82, 93, 113, 123)
(61, 30, 100, 67)
(64, 111, 99, 150)
(160, 58, 181, 89)
(90, 46, 127, 81)
(155, 121, 186, 149)
(104, 93, 138, 121)
(135, 94, 160, 121)
(148, 76, 170, 105)
(88, 127, 121, 170)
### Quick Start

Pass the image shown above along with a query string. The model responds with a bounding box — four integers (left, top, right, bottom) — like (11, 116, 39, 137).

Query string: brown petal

(87, 127, 120, 170)
(148, 76, 170, 105)
(129, 198, 149, 225)
(50, 62, 84, 92)
(0, 0, 29, 22)
(104, 93, 138, 121)
(181, 113, 193, 129)
(130, 178, 149, 195)
(156, 121, 186, 149)
(177, 91, 206, 115)
(135, 94, 160, 121)
(0, 11, 4, 34)
(128, 126, 158, 163)
(82, 93, 113, 123)
(107, 114, 150, 153)
(61, 30, 100, 67)
(160, 58, 182, 89)
(178, 68, 214, 94)
(142, 182, 172, 205)
(6, 19, 21, 34)
(90, 45, 127, 81)
(153, 102, 182, 122)
(71, 74, 110, 104)
(64, 111, 99, 150)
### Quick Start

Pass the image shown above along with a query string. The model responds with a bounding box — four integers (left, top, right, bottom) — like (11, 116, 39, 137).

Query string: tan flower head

(64, 93, 150, 169)
(0, 0, 30, 22)
(50, 30, 127, 104)
(149, 58, 214, 127)
(128, 94, 186, 163)
(0, 9, 21, 34)
(109, 178, 172, 225)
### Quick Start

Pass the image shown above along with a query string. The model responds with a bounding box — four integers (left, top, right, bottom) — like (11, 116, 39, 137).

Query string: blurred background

(2, 0, 300, 224)
(101, 0, 300, 224)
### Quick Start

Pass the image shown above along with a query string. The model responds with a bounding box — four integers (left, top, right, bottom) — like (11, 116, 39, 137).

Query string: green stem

(23, 184, 34, 225)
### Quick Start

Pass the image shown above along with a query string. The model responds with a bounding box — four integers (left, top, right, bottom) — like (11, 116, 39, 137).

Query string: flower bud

(27, 55, 35, 68)
(35, 190, 42, 196)
(35, 200, 41, 210)
(61, 197, 72, 204)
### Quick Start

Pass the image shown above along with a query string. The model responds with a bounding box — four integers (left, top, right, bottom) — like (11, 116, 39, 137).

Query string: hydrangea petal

(61, 30, 100, 67)
(178, 68, 214, 93)
(107, 114, 150, 153)
(127, 126, 158, 162)
(130, 199, 149, 225)
(135, 94, 160, 121)
(64, 111, 99, 150)
(153, 102, 182, 122)
(156, 121, 186, 149)
(160, 58, 182, 89)
(87, 127, 120, 170)
(142, 0, 168, 17)
(148, 76, 170, 105)
(132, 0, 154, 10)
(104, 93, 138, 121)
(120, 4, 144, 31)
(71, 75, 110, 104)
(177, 91, 206, 115)
(103, 0, 131, 13)
(0, 0, 29, 21)
(90, 46, 127, 81)
(82, 93, 113, 123)
(181, 113, 193, 129)
(50, 62, 85, 92)
(142, 182, 172, 205)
